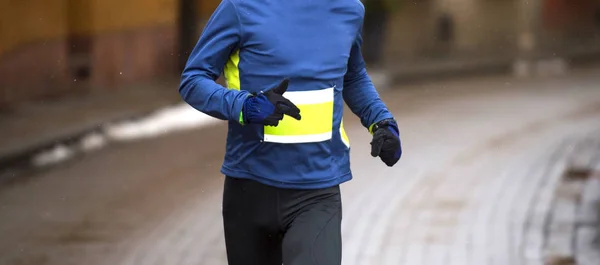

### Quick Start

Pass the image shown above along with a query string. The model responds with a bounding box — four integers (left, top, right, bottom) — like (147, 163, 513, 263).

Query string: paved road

(1, 70, 600, 265)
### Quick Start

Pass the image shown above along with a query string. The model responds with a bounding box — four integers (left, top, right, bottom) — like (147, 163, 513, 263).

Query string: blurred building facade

(0, 0, 221, 108)
(378, 0, 600, 65)
(1, 0, 600, 109)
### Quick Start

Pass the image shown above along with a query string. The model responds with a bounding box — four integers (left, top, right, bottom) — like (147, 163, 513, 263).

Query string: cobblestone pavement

(1, 70, 600, 265)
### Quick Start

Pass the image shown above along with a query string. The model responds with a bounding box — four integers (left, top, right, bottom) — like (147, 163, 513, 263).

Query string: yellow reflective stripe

(263, 88, 334, 144)
(264, 101, 333, 136)
(224, 50, 242, 124)
(340, 119, 350, 148)
(224, 50, 240, 91)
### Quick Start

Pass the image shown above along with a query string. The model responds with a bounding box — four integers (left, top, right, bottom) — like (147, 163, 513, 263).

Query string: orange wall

(89, 0, 176, 34)
(0, 0, 68, 55)
(0, 0, 226, 57)
(0, 0, 178, 56)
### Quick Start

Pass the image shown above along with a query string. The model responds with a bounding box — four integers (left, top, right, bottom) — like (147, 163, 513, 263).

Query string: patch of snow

(104, 103, 221, 141)
(31, 145, 75, 167)
(29, 103, 222, 169)
(80, 133, 107, 152)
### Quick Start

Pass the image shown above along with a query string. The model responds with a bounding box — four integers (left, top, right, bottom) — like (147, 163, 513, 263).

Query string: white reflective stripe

(282, 87, 334, 105)
(264, 132, 332, 144)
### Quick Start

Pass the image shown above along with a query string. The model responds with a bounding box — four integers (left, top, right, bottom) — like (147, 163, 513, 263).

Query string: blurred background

(1, 0, 600, 265)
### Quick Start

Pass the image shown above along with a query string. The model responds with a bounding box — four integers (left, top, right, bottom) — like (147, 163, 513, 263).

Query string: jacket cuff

(234, 91, 252, 125)
(369, 118, 397, 135)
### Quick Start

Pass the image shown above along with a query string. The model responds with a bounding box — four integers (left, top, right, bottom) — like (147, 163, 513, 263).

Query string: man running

(179, 0, 402, 264)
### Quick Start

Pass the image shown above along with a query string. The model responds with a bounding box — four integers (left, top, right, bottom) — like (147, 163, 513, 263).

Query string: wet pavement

(1, 69, 600, 265)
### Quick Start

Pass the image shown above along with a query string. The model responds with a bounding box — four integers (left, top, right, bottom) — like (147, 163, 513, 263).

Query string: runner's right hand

(241, 78, 301, 126)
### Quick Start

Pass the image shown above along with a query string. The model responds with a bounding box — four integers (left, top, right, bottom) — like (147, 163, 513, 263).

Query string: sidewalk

(0, 79, 182, 171)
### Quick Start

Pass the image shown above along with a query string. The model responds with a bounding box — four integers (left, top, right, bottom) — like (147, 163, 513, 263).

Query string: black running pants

(222, 176, 342, 265)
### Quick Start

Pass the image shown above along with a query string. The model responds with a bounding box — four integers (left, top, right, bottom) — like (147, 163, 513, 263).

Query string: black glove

(242, 79, 301, 126)
(370, 118, 402, 167)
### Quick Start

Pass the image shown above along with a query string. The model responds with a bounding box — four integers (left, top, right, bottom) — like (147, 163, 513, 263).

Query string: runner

(179, 0, 402, 264)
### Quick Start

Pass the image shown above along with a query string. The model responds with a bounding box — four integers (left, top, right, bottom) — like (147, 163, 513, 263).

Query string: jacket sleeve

(342, 27, 394, 132)
(179, 0, 250, 123)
